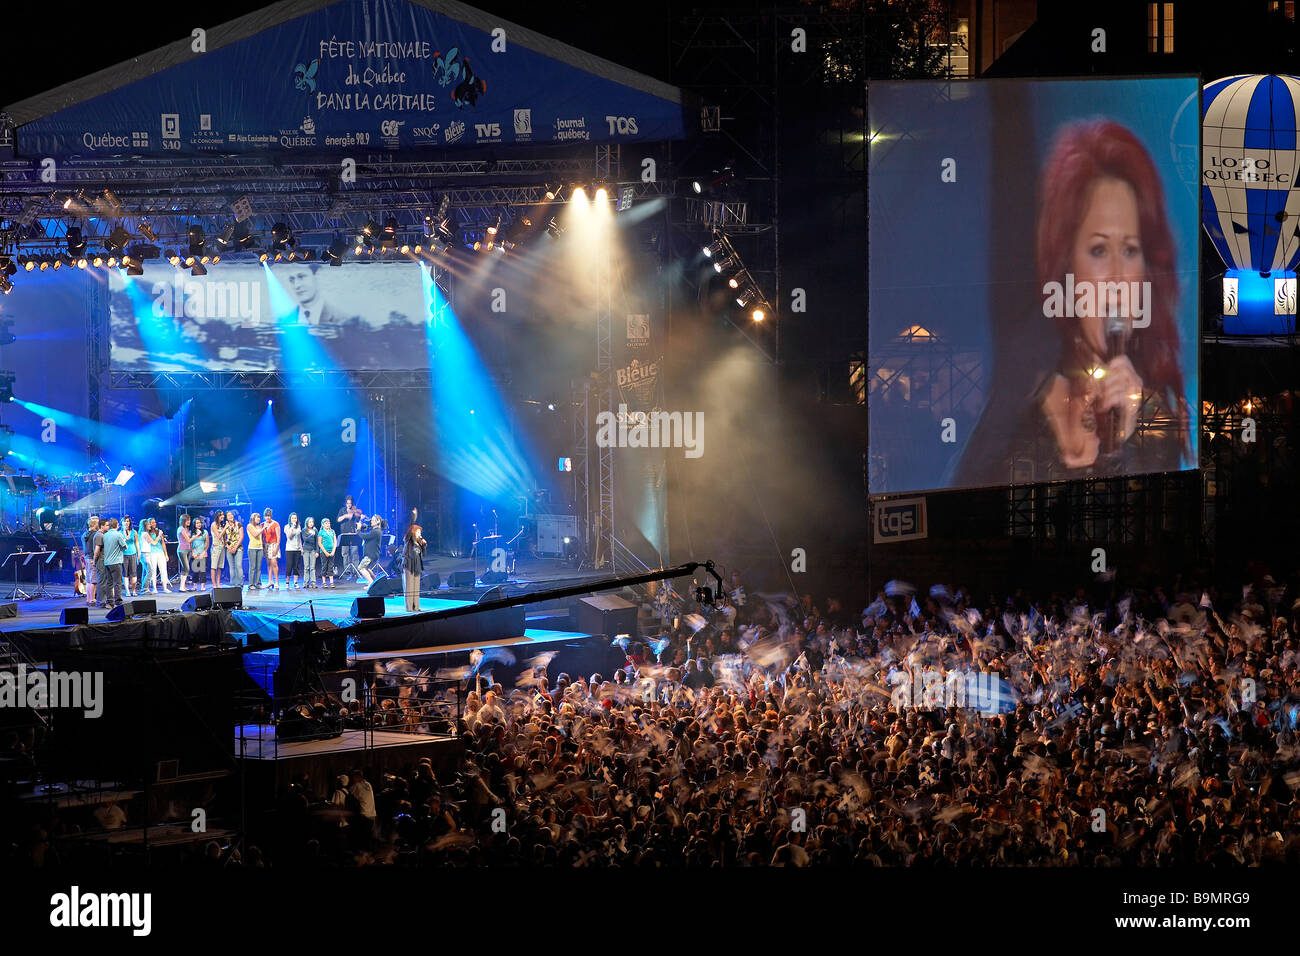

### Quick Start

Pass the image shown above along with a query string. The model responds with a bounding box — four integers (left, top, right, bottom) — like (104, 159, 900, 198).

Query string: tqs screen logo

(873, 497, 927, 543)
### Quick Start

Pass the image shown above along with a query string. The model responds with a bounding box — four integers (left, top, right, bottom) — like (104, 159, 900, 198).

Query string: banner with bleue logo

(873, 496, 928, 543)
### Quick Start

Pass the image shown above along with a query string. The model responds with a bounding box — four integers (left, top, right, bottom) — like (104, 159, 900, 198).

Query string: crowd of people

(76, 493, 405, 609)
(245, 570, 1300, 866)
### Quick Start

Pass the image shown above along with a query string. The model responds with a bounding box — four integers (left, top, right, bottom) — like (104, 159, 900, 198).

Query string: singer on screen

(954, 119, 1192, 485)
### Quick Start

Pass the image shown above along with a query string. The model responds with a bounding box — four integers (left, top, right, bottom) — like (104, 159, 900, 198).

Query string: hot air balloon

(1203, 74, 1300, 332)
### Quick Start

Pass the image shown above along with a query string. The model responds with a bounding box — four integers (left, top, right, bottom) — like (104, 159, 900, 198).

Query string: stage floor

(0, 554, 611, 635)
(236, 724, 453, 759)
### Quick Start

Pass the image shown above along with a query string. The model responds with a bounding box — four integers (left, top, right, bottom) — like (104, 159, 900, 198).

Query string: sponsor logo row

(77, 111, 642, 150)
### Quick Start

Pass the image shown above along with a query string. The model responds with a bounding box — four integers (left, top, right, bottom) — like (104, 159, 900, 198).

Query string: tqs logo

(873, 498, 927, 543)
(475, 122, 501, 139)
(605, 115, 639, 135)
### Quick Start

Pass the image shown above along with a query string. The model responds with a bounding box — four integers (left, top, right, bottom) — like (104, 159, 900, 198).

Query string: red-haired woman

(955, 120, 1191, 485)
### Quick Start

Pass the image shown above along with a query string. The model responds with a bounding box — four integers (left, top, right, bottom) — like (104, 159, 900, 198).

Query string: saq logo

(873, 497, 927, 543)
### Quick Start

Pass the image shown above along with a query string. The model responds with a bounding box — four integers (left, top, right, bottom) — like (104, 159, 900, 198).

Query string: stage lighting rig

(138, 218, 158, 242)
(324, 235, 347, 266)
(66, 227, 86, 258)
(382, 217, 399, 248)
(0, 424, 11, 457)
(104, 225, 132, 255)
(702, 235, 725, 259)
(102, 189, 123, 214)
(487, 215, 501, 236)
(271, 222, 295, 254)
(216, 223, 236, 248)
(0, 371, 14, 402)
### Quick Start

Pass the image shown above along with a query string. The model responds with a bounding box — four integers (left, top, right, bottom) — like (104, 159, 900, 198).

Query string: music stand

(2, 550, 31, 600)
(338, 533, 360, 580)
(23, 550, 55, 599)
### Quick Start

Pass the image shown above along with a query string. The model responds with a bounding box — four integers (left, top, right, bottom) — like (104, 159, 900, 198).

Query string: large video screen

(108, 260, 431, 371)
(868, 77, 1200, 495)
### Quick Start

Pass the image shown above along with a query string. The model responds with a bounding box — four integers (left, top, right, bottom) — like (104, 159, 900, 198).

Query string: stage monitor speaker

(60, 607, 88, 626)
(213, 586, 243, 609)
(576, 594, 638, 639)
(182, 593, 213, 612)
(420, 571, 441, 590)
(481, 570, 508, 585)
(351, 596, 386, 619)
(448, 570, 476, 588)
(106, 598, 158, 622)
(0, 603, 17, 619)
(367, 575, 403, 598)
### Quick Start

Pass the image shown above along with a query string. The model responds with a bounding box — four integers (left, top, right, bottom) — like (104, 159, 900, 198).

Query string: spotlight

(76, 258, 88, 270)
(267, 399, 273, 407)
(92, 255, 104, 268)
(382, 217, 399, 247)
(66, 227, 86, 258)
(735, 287, 757, 309)
(191, 261, 207, 277)
(259, 251, 270, 263)
(714, 254, 737, 274)
(126, 258, 143, 276)
(102, 189, 123, 213)
(692, 179, 703, 194)
(217, 224, 236, 247)
(324, 235, 347, 266)
(546, 218, 563, 239)
(38, 256, 51, 272)
(138, 218, 158, 242)
(188, 225, 206, 258)
(20, 256, 34, 272)
(572, 186, 587, 203)
(0, 277, 11, 295)
(105, 225, 131, 254)
(487, 215, 500, 236)
(362, 219, 380, 239)
(167, 251, 181, 266)
(595, 186, 608, 203)
(703, 237, 724, 258)
(751, 307, 765, 322)
(235, 220, 256, 249)
(271, 222, 293, 251)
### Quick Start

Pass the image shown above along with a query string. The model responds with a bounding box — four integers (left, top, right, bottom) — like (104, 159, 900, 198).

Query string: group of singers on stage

(81, 495, 428, 613)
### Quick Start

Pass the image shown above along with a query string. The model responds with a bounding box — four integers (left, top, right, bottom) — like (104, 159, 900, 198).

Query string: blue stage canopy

(7, 0, 690, 158)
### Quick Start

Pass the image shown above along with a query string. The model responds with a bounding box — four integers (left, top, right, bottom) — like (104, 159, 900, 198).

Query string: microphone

(1100, 313, 1129, 455)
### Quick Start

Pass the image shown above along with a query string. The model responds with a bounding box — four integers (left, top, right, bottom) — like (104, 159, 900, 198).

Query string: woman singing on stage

(284, 513, 303, 589)
(403, 510, 427, 613)
(147, 518, 170, 593)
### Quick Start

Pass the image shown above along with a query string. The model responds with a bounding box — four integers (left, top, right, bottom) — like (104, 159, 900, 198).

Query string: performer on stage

(210, 511, 227, 588)
(403, 510, 426, 613)
(82, 516, 99, 607)
(357, 514, 387, 585)
(246, 512, 265, 589)
(121, 515, 139, 598)
(190, 517, 209, 589)
(284, 513, 303, 589)
(302, 516, 319, 588)
(177, 513, 193, 592)
(262, 508, 281, 590)
(338, 495, 362, 578)
(318, 518, 338, 588)
(224, 510, 245, 587)
(146, 518, 169, 593)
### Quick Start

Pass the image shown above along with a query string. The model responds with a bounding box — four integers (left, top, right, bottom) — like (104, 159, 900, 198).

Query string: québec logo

(605, 115, 639, 135)
(445, 120, 465, 144)
(132, 132, 149, 147)
(301, 116, 316, 135)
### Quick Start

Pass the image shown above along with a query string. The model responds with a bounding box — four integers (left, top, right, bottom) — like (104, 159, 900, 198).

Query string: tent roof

(3, 0, 683, 124)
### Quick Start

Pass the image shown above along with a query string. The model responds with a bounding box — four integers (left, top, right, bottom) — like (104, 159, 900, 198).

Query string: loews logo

(604, 115, 639, 135)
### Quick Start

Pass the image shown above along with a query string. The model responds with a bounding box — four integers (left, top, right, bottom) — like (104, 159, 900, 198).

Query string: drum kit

(1, 468, 110, 533)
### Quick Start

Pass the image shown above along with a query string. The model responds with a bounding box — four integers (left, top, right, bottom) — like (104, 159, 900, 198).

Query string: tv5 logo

(475, 123, 501, 138)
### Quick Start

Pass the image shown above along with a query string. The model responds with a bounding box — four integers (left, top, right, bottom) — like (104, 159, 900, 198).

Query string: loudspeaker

(481, 570, 508, 585)
(350, 595, 386, 619)
(0, 603, 17, 619)
(60, 607, 88, 626)
(106, 598, 158, 621)
(182, 593, 213, 612)
(420, 571, 441, 590)
(212, 586, 242, 609)
(448, 570, 476, 588)
(576, 594, 638, 638)
(367, 575, 403, 598)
